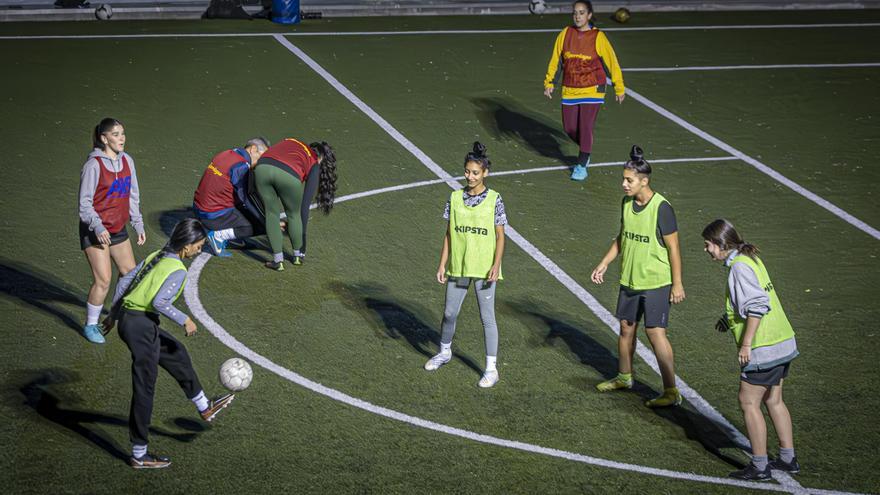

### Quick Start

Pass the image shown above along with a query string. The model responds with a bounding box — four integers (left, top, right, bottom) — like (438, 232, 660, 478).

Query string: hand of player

(101, 316, 115, 333)
(616, 93, 626, 104)
(280, 220, 287, 232)
(543, 86, 554, 99)
(590, 264, 607, 284)
(97, 230, 111, 245)
(184, 317, 198, 336)
(487, 264, 501, 282)
(738, 345, 751, 366)
(436, 266, 447, 284)
(715, 315, 730, 333)
(137, 232, 146, 246)
(670, 284, 686, 304)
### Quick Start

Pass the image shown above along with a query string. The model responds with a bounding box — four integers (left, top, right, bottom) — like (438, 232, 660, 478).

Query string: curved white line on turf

(185, 254, 864, 495)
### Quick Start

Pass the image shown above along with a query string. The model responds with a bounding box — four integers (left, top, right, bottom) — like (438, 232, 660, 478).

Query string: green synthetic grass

(2, 10, 879, 494)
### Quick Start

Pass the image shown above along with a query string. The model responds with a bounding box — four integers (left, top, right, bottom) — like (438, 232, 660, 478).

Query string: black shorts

(741, 362, 790, 386)
(615, 285, 671, 328)
(79, 222, 129, 250)
(198, 206, 264, 237)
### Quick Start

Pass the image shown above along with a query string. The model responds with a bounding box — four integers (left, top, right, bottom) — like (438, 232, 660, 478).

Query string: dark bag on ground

(203, 0, 252, 19)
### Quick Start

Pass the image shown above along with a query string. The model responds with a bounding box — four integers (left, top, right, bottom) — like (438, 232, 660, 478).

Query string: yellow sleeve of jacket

(596, 31, 625, 96)
(543, 28, 568, 89)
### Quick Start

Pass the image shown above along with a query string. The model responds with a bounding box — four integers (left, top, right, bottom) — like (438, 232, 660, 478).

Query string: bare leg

(646, 327, 676, 389)
(109, 239, 137, 275)
(618, 320, 638, 374)
(763, 380, 794, 449)
(739, 381, 769, 457)
(84, 245, 112, 306)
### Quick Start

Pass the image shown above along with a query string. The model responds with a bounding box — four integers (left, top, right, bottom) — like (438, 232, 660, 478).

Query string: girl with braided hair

(104, 218, 234, 469)
(702, 219, 800, 481)
(253, 138, 338, 271)
(424, 142, 507, 388)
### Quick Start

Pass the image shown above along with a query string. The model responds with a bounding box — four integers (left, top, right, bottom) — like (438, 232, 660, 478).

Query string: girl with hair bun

(702, 219, 800, 481)
(253, 138, 338, 271)
(104, 218, 235, 469)
(590, 145, 685, 407)
(78, 117, 146, 344)
(424, 142, 507, 388)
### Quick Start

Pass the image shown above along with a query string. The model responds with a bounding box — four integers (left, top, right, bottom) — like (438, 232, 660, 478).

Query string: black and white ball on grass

(219, 358, 253, 392)
(613, 7, 631, 23)
(528, 0, 547, 15)
(94, 3, 113, 20)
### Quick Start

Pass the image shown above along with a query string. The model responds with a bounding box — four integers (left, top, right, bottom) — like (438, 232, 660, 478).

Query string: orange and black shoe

(200, 393, 235, 422)
(130, 452, 171, 469)
(265, 260, 284, 271)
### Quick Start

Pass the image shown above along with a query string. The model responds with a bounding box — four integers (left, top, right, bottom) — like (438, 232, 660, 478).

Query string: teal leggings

(254, 165, 304, 256)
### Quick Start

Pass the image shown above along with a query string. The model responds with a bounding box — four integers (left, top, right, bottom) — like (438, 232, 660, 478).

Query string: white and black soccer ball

(528, 0, 547, 15)
(219, 358, 253, 392)
(94, 3, 112, 20)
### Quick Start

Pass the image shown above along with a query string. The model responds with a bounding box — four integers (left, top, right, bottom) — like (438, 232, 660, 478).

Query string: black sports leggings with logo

(117, 309, 202, 446)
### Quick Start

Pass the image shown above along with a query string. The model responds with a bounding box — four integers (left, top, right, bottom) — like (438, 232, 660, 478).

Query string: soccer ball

(94, 4, 112, 20)
(528, 0, 547, 15)
(219, 358, 253, 392)
(613, 7, 631, 23)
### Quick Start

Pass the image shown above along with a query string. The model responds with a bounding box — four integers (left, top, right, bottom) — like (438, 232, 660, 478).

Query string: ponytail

(311, 141, 337, 215)
(701, 219, 760, 260)
(93, 117, 123, 150)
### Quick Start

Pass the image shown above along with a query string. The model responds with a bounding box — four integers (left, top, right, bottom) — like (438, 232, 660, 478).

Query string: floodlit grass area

(1, 10, 879, 494)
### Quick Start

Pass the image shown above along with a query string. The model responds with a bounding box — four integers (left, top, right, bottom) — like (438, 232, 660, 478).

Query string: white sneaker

(478, 370, 499, 388)
(424, 352, 451, 371)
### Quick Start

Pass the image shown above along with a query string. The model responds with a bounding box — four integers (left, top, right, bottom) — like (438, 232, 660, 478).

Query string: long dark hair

(109, 218, 206, 322)
(701, 219, 760, 259)
(623, 145, 651, 176)
(311, 142, 337, 215)
(464, 141, 491, 170)
(93, 117, 123, 150)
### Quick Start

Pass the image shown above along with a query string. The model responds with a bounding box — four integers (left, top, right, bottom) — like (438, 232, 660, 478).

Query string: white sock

(86, 303, 103, 326)
(439, 342, 452, 355)
(273, 252, 284, 263)
(132, 444, 147, 458)
(215, 228, 236, 241)
(486, 356, 497, 372)
(192, 390, 209, 412)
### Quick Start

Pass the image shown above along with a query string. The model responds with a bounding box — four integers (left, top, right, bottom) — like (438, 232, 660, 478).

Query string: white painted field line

(272, 33, 817, 489)
(3, 22, 880, 40)
(627, 88, 880, 240)
(626, 62, 880, 72)
(323, 156, 737, 207)
(184, 253, 821, 494)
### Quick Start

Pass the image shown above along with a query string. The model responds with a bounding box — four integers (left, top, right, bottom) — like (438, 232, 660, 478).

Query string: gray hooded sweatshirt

(78, 148, 144, 236)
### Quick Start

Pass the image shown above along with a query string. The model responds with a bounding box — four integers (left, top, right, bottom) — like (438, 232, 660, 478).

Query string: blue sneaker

(570, 164, 588, 181)
(82, 324, 106, 344)
(206, 230, 231, 258)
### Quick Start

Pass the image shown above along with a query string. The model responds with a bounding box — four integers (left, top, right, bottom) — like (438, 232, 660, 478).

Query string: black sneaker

(130, 452, 171, 469)
(265, 260, 284, 271)
(769, 457, 800, 474)
(729, 463, 771, 481)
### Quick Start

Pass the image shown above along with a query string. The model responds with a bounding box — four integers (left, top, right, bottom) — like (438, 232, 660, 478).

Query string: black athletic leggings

(117, 309, 202, 446)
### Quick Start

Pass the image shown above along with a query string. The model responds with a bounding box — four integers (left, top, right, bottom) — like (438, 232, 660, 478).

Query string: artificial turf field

(1, 8, 879, 494)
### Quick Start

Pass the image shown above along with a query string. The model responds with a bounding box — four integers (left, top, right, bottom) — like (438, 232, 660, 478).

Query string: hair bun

(629, 145, 644, 161)
(472, 141, 487, 158)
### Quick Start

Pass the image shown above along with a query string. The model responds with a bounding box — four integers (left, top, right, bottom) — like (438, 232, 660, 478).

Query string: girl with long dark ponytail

(253, 138, 340, 271)
(106, 218, 234, 470)
(702, 219, 800, 480)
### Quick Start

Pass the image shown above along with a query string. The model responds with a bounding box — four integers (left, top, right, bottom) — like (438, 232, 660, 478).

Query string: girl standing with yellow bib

(702, 219, 800, 481)
(591, 146, 685, 407)
(425, 142, 507, 388)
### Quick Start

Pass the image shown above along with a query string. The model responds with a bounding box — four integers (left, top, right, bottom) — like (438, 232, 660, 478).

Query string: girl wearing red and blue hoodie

(77, 117, 145, 344)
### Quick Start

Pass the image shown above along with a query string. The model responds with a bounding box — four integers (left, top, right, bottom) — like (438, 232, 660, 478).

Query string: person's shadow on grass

(506, 299, 746, 467)
(18, 369, 202, 463)
(0, 260, 88, 336)
(329, 281, 482, 375)
(471, 96, 576, 167)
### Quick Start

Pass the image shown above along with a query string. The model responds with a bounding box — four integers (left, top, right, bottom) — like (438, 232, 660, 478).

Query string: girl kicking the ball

(542, 0, 625, 181)
(424, 142, 507, 388)
(702, 219, 800, 481)
(104, 218, 234, 469)
(590, 146, 685, 407)
(78, 118, 146, 344)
